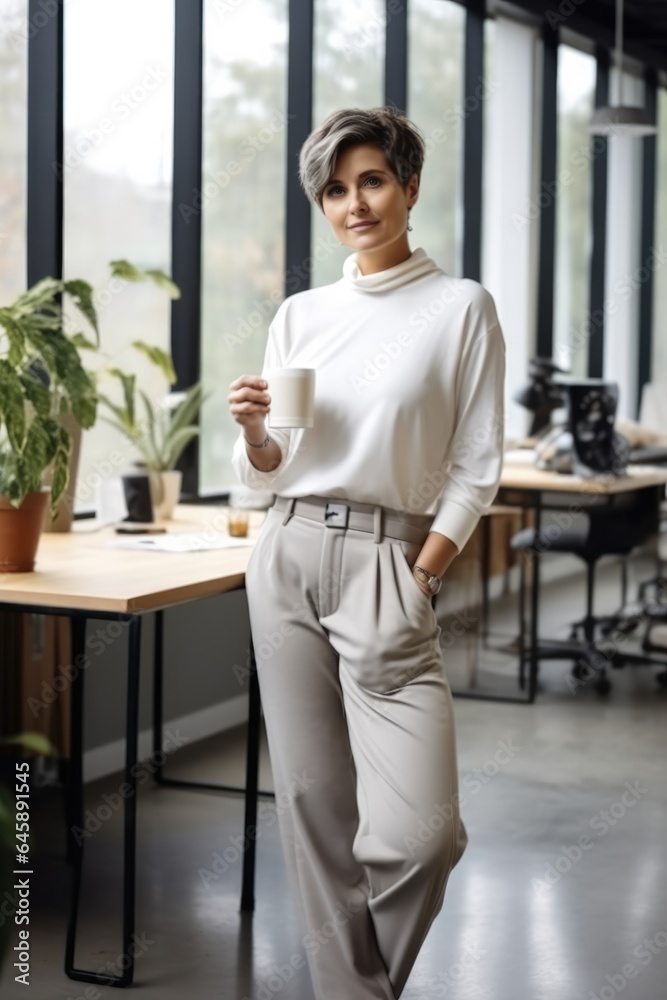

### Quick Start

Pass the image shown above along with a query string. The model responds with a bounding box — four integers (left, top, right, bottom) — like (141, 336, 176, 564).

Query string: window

(553, 45, 596, 377)
(311, 0, 385, 289)
(480, 14, 538, 440)
(652, 85, 667, 386)
(199, 0, 288, 494)
(407, 0, 465, 276)
(0, 0, 27, 302)
(603, 69, 644, 419)
(63, 0, 175, 510)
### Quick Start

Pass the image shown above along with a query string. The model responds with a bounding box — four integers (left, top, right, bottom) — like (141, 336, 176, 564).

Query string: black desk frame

(496, 482, 667, 700)
(1, 587, 265, 989)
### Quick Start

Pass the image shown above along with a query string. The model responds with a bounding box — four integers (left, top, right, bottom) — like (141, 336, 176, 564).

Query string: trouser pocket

(322, 534, 441, 695)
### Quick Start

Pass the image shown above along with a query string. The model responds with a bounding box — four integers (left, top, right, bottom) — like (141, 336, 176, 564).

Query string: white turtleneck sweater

(231, 247, 505, 551)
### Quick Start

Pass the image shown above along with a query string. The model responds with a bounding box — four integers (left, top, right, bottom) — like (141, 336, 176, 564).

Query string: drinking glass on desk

(227, 507, 249, 537)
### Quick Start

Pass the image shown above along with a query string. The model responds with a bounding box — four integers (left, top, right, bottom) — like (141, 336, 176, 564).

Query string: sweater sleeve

(429, 289, 506, 551)
(230, 305, 294, 492)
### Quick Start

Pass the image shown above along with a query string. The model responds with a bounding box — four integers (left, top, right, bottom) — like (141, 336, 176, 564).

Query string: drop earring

(407, 208, 413, 232)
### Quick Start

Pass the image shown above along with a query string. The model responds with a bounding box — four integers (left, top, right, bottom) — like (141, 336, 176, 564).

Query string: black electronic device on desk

(535, 379, 629, 478)
(115, 472, 167, 534)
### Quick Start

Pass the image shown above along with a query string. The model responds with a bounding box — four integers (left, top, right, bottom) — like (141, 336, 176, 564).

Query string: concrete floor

(2, 562, 667, 1000)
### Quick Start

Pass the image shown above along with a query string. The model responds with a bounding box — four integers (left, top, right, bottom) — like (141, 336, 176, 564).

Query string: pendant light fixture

(588, 0, 657, 136)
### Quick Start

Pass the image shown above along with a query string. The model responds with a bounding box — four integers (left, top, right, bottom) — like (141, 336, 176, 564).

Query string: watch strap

(413, 564, 442, 594)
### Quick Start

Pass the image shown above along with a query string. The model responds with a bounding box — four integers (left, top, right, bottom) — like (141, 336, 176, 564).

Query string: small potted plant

(97, 341, 205, 520)
(0, 277, 99, 570)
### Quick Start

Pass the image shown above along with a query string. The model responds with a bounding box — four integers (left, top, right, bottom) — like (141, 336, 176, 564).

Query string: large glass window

(603, 69, 644, 419)
(311, 0, 385, 288)
(63, 0, 175, 510)
(199, 0, 288, 493)
(407, 0, 465, 276)
(553, 45, 596, 377)
(652, 86, 667, 386)
(0, 0, 27, 302)
(480, 14, 538, 441)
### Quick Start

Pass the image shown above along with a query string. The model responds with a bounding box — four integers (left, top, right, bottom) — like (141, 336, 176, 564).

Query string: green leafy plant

(98, 344, 206, 472)
(0, 260, 181, 514)
(0, 278, 99, 511)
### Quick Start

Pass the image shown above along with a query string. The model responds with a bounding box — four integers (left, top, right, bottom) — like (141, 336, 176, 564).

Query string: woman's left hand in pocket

(412, 567, 434, 600)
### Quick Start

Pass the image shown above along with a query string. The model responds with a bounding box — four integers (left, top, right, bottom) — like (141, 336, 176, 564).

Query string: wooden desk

(0, 504, 266, 612)
(500, 463, 667, 495)
(0, 504, 267, 988)
(496, 464, 667, 700)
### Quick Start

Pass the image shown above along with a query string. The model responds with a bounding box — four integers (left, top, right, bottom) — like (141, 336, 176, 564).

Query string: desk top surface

(0, 505, 266, 615)
(499, 463, 667, 494)
(3, 464, 666, 613)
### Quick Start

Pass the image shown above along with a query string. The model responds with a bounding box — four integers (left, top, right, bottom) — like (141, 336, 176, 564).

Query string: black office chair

(510, 486, 662, 693)
(511, 378, 665, 693)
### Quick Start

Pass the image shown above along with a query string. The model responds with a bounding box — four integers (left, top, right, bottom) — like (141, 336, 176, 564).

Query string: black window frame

(24, 0, 660, 503)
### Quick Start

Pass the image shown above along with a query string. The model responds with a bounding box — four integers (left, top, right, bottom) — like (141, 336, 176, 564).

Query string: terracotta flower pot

(0, 490, 51, 572)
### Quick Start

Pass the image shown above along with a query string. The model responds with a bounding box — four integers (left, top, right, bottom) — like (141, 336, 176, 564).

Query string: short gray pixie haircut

(298, 106, 426, 207)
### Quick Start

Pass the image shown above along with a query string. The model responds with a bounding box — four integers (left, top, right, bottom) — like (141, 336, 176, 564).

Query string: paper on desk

(110, 533, 254, 552)
(503, 448, 537, 465)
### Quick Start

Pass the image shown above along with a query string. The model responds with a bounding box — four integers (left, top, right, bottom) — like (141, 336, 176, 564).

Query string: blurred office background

(1, 0, 665, 503)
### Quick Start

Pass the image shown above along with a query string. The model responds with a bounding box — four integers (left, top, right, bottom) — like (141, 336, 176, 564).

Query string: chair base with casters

(510, 487, 666, 694)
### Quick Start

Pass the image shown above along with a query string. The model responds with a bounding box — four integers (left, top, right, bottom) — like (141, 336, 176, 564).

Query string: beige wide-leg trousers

(244, 495, 468, 1000)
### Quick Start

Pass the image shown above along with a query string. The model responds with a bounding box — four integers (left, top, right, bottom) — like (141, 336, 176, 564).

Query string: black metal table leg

(121, 615, 141, 984)
(241, 638, 261, 912)
(527, 491, 541, 703)
(518, 551, 527, 691)
(65, 613, 141, 987)
(152, 609, 165, 781)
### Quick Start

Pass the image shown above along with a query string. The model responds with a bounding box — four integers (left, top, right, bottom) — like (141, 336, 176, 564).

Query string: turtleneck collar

(341, 246, 442, 293)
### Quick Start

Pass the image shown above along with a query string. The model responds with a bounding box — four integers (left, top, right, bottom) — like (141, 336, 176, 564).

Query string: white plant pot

(149, 470, 183, 520)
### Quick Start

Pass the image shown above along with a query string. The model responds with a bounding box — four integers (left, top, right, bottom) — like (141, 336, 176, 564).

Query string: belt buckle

(324, 502, 349, 528)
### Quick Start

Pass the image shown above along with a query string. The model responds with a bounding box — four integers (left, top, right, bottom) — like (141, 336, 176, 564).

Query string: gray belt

(271, 494, 433, 544)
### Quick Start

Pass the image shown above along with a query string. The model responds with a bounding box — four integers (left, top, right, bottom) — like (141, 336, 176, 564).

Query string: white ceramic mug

(265, 368, 316, 428)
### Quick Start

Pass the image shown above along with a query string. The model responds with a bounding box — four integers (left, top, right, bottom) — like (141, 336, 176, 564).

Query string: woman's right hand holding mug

(228, 374, 271, 440)
(228, 374, 282, 471)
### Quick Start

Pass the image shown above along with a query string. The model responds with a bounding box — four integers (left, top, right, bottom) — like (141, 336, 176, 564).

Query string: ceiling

(493, 0, 667, 75)
(599, 0, 667, 48)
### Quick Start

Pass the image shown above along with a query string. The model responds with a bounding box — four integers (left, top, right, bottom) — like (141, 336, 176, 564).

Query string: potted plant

(97, 341, 204, 520)
(0, 277, 99, 570)
(0, 261, 181, 567)
(41, 260, 181, 533)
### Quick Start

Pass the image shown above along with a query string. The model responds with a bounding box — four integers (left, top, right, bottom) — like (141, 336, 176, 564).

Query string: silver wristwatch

(413, 565, 442, 595)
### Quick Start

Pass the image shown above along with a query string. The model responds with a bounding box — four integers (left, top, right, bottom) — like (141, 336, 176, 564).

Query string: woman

(228, 106, 505, 999)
